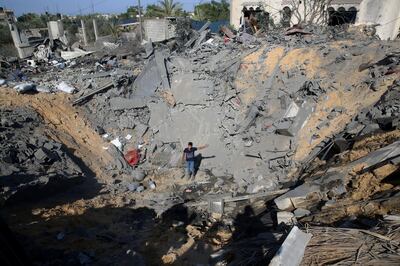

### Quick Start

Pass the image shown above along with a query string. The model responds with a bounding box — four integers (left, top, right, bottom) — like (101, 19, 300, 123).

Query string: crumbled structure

(0, 21, 400, 266)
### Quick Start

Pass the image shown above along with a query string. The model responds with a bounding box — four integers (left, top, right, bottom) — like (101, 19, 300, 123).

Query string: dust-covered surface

(0, 23, 400, 265)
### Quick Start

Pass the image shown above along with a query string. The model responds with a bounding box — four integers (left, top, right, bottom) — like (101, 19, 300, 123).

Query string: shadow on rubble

(1, 205, 157, 266)
(167, 203, 285, 265)
(2, 150, 103, 209)
(1, 203, 207, 265)
(1, 199, 286, 265)
(214, 205, 285, 265)
(194, 153, 216, 176)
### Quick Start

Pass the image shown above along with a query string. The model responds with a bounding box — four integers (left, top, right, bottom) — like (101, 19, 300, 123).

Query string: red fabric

(124, 149, 140, 166)
(224, 36, 230, 44)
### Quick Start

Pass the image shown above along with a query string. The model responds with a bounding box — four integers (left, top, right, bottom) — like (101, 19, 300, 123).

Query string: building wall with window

(229, 0, 400, 40)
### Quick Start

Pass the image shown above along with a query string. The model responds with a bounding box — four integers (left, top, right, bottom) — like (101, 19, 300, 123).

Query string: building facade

(230, 0, 400, 40)
(0, 7, 16, 25)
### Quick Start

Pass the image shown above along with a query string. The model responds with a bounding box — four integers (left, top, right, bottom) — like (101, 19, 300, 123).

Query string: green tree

(193, 0, 229, 21)
(145, 4, 162, 18)
(157, 0, 183, 17)
(16, 13, 47, 29)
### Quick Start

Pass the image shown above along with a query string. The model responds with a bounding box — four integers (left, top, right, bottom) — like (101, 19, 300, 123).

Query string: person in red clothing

(182, 142, 208, 179)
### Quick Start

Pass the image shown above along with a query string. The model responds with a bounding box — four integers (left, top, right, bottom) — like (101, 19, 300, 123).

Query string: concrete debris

(132, 169, 146, 181)
(111, 137, 123, 151)
(13, 83, 36, 93)
(274, 183, 322, 211)
(145, 39, 154, 58)
(275, 103, 313, 137)
(277, 211, 297, 225)
(0, 107, 83, 204)
(270, 226, 312, 266)
(2, 15, 400, 266)
(61, 48, 95, 60)
(109, 97, 146, 110)
(220, 26, 235, 39)
(294, 208, 311, 218)
(56, 81, 76, 94)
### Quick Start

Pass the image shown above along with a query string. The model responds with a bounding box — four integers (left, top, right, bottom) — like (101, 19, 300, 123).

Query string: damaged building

(230, 0, 400, 39)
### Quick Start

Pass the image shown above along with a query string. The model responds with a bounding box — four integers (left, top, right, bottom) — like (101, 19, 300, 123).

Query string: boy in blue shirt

(182, 142, 208, 179)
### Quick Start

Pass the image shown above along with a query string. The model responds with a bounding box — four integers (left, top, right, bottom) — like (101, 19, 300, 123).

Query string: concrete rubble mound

(0, 20, 400, 266)
(0, 107, 84, 205)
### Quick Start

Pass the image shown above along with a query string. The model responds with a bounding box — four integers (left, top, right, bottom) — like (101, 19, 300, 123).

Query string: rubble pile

(0, 22, 400, 265)
(0, 107, 84, 204)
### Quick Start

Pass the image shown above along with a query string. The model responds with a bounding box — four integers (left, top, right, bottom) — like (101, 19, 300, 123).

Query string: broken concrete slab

(283, 101, 300, 118)
(154, 50, 170, 90)
(269, 226, 312, 266)
(184, 21, 211, 48)
(294, 208, 311, 218)
(109, 97, 147, 110)
(170, 73, 214, 105)
(354, 140, 400, 174)
(132, 58, 162, 98)
(274, 183, 322, 210)
(277, 211, 297, 225)
(275, 103, 313, 137)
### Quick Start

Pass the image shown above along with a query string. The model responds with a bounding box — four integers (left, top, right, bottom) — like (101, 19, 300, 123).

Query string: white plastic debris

(13, 83, 36, 93)
(103, 41, 120, 50)
(61, 48, 94, 60)
(0, 79, 6, 86)
(34, 44, 51, 61)
(56, 81, 76, 94)
(269, 226, 312, 266)
(284, 101, 300, 118)
(125, 134, 132, 140)
(27, 59, 37, 67)
(148, 180, 156, 189)
(111, 137, 123, 151)
(102, 134, 109, 138)
(36, 86, 51, 93)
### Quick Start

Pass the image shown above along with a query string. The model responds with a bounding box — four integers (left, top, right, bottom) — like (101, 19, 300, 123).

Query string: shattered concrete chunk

(270, 226, 312, 266)
(277, 211, 297, 225)
(294, 208, 311, 218)
(132, 58, 162, 98)
(56, 81, 76, 94)
(274, 183, 322, 210)
(109, 97, 146, 110)
(154, 50, 170, 90)
(275, 103, 313, 137)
